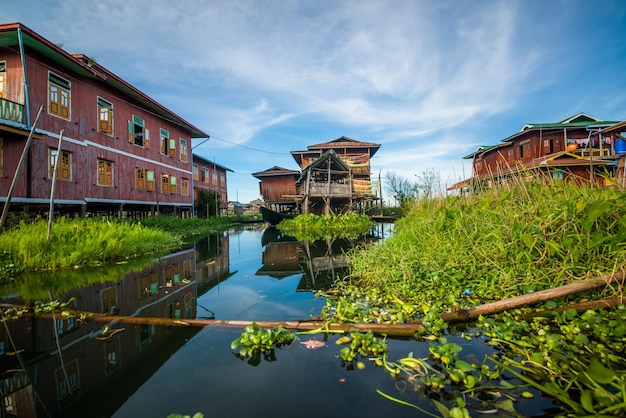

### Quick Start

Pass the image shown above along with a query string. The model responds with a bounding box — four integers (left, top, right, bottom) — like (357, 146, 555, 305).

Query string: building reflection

(256, 226, 385, 291)
(0, 231, 232, 417)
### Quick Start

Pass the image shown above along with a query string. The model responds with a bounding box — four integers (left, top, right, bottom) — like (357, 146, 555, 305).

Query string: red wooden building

(192, 154, 232, 214)
(451, 113, 623, 191)
(0, 22, 209, 218)
(253, 136, 381, 218)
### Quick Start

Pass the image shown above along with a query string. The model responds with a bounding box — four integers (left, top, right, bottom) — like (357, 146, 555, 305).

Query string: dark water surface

(1, 224, 553, 417)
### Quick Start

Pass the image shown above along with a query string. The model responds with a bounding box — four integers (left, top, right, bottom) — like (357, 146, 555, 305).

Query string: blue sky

(5, 1, 626, 203)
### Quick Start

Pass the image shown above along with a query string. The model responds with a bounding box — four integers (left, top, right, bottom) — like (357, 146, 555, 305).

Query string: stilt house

(450, 113, 624, 191)
(0, 22, 209, 218)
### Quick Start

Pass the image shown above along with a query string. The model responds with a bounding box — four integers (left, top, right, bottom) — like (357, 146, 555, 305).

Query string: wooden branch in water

(82, 315, 425, 337)
(3, 272, 623, 338)
(437, 270, 626, 322)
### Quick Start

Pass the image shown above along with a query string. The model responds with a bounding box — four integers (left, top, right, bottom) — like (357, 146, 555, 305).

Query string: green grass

(0, 217, 180, 273)
(347, 181, 626, 305)
(277, 213, 375, 241)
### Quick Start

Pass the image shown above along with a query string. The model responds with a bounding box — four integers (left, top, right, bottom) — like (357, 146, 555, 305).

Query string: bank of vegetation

(235, 180, 626, 417)
(0, 215, 236, 279)
(323, 180, 626, 416)
(277, 213, 375, 241)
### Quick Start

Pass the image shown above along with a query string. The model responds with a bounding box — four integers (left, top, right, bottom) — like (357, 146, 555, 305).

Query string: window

(0, 139, 3, 177)
(0, 61, 5, 99)
(97, 159, 113, 186)
(202, 167, 209, 183)
(220, 172, 225, 186)
(181, 178, 189, 196)
(101, 287, 117, 315)
(49, 149, 71, 181)
(128, 115, 150, 148)
(104, 338, 121, 375)
(212, 169, 218, 185)
(162, 174, 177, 194)
(160, 128, 176, 157)
(193, 163, 199, 180)
(97, 97, 113, 135)
(135, 168, 155, 190)
(48, 72, 71, 119)
(179, 139, 188, 162)
(56, 359, 80, 405)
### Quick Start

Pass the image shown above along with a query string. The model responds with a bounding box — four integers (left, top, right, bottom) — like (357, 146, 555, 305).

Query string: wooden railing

(573, 148, 615, 158)
(0, 98, 25, 124)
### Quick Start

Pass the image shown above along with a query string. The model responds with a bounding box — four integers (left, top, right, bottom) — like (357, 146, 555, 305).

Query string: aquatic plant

(319, 181, 626, 416)
(277, 213, 375, 241)
(230, 322, 296, 365)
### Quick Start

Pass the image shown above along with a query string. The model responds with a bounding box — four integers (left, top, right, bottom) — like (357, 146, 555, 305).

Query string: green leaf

(580, 390, 595, 413)
(587, 357, 615, 384)
(431, 399, 450, 418)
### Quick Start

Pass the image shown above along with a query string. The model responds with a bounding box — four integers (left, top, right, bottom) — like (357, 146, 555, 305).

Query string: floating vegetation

(277, 213, 375, 241)
(317, 181, 626, 416)
(230, 322, 296, 365)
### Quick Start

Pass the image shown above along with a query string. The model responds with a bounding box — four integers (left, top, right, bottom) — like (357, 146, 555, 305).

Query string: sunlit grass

(0, 217, 179, 272)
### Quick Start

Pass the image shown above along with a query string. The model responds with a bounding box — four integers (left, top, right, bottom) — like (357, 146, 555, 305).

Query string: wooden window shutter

(169, 138, 176, 157)
(136, 168, 145, 190)
(60, 90, 70, 118)
(128, 121, 134, 143)
(145, 129, 150, 149)
(98, 106, 110, 133)
(49, 85, 59, 115)
(147, 171, 155, 191)
(60, 152, 70, 181)
(98, 161, 106, 185)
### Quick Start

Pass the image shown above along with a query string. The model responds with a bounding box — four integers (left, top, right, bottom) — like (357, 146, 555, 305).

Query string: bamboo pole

(436, 270, 625, 322)
(0, 105, 44, 233)
(47, 130, 64, 244)
(2, 272, 623, 338)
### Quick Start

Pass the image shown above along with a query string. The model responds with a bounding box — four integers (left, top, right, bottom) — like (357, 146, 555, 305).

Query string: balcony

(0, 98, 25, 125)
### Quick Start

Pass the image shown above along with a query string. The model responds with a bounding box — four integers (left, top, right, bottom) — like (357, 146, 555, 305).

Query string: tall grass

(0, 217, 179, 272)
(348, 180, 626, 303)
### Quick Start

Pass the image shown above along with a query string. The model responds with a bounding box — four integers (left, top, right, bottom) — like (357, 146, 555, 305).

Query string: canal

(0, 223, 553, 417)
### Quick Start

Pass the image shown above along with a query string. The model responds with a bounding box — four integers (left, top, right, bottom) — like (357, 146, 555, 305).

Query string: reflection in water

(257, 225, 391, 291)
(0, 224, 404, 418)
(0, 228, 238, 418)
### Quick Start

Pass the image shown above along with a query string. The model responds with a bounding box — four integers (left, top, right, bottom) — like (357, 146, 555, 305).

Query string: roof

(464, 113, 622, 159)
(306, 136, 381, 156)
(503, 113, 619, 143)
(251, 166, 300, 179)
(0, 22, 209, 138)
(192, 154, 233, 172)
(302, 149, 351, 173)
(599, 120, 626, 135)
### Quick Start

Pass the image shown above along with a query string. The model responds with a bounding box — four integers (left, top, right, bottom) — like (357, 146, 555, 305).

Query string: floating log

(436, 270, 625, 323)
(2, 271, 623, 338)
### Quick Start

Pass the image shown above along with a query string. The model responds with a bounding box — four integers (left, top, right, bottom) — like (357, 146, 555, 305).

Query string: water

(0, 224, 553, 417)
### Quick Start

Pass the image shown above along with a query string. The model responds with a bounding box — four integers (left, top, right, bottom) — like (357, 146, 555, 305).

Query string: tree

(384, 172, 418, 207)
(414, 168, 440, 199)
(195, 189, 220, 217)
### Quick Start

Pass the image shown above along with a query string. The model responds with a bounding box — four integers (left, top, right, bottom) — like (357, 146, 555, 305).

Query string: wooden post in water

(0, 105, 44, 233)
(47, 130, 65, 244)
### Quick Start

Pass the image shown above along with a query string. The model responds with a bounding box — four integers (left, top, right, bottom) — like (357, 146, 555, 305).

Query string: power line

(197, 134, 290, 156)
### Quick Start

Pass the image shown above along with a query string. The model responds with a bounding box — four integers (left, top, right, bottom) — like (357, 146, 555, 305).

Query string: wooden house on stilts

(253, 136, 381, 222)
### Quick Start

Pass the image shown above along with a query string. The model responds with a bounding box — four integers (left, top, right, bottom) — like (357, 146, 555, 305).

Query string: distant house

(192, 154, 232, 213)
(450, 113, 623, 191)
(0, 22, 209, 218)
(253, 136, 381, 216)
(251, 166, 300, 213)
